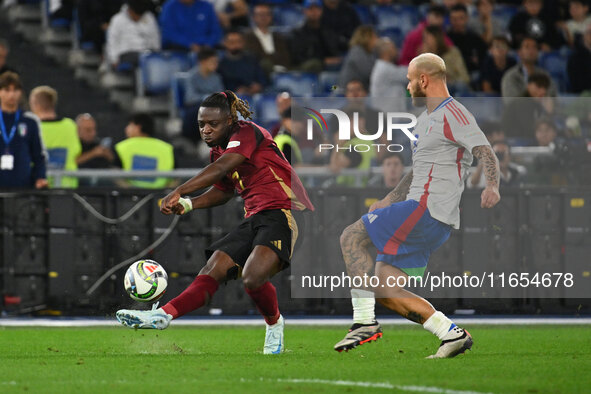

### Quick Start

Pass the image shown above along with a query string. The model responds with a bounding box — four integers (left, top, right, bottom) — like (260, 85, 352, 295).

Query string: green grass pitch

(1, 325, 590, 393)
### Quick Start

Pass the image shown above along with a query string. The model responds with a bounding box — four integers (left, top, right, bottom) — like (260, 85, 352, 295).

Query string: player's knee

(242, 271, 265, 290)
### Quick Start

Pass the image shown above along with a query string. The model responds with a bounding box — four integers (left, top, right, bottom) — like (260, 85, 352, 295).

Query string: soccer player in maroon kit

(117, 91, 314, 354)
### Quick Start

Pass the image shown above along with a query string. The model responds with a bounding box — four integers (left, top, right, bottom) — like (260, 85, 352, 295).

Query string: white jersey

(406, 97, 490, 229)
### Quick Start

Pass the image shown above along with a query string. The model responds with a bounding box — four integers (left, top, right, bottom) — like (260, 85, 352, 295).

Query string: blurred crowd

(1, 0, 590, 190)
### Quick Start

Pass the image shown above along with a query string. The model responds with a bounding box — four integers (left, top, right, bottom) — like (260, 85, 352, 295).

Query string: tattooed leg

(374, 262, 436, 324)
(340, 219, 375, 279)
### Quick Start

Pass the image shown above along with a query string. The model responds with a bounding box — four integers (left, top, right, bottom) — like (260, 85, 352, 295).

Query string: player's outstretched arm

(161, 153, 245, 214)
(369, 170, 413, 212)
(191, 187, 235, 210)
(472, 145, 501, 208)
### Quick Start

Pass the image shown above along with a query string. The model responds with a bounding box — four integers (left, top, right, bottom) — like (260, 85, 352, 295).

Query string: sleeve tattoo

(384, 170, 413, 204)
(472, 145, 500, 187)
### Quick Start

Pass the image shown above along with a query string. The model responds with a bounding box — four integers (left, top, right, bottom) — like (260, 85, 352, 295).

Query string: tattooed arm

(472, 145, 501, 208)
(368, 170, 413, 212)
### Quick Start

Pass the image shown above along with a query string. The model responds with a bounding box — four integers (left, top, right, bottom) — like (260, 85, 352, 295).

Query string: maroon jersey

(210, 120, 314, 217)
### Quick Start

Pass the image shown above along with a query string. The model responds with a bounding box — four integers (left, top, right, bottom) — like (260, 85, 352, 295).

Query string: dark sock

(162, 275, 219, 319)
(245, 281, 280, 325)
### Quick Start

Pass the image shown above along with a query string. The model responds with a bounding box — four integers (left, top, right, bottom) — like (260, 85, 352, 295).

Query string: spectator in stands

(289, 0, 342, 73)
(321, 0, 361, 53)
(75, 113, 114, 169)
(218, 30, 267, 95)
(534, 117, 558, 146)
(339, 25, 378, 91)
(185, 47, 224, 106)
(469, 140, 522, 187)
(329, 110, 376, 187)
(422, 26, 471, 87)
(274, 108, 302, 166)
(0, 72, 47, 189)
(244, 3, 292, 75)
(481, 36, 517, 93)
(509, 0, 564, 50)
(105, 0, 160, 68)
(398, 5, 453, 66)
(77, 0, 123, 53)
(501, 36, 557, 98)
(567, 21, 591, 93)
(563, 0, 591, 46)
(49, 0, 74, 24)
(368, 152, 405, 188)
(205, 0, 249, 29)
(159, 0, 222, 52)
(0, 39, 17, 75)
(468, 0, 504, 44)
(269, 92, 291, 137)
(29, 86, 81, 189)
(481, 121, 506, 144)
(114, 113, 175, 189)
(447, 4, 489, 74)
(502, 72, 553, 139)
(370, 38, 408, 113)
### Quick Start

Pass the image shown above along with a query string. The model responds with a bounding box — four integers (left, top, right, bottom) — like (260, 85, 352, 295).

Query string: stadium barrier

(0, 185, 589, 317)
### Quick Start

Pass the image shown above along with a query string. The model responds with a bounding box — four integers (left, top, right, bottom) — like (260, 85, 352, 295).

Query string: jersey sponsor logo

(271, 240, 282, 250)
(227, 141, 241, 148)
(367, 213, 378, 223)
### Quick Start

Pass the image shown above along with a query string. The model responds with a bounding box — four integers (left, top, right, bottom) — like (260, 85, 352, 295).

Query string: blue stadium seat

(272, 72, 319, 97)
(372, 5, 418, 34)
(454, 93, 502, 123)
(352, 4, 373, 25)
(44, 0, 70, 28)
(378, 27, 405, 49)
(137, 52, 195, 96)
(318, 71, 340, 94)
(255, 94, 281, 127)
(170, 71, 193, 117)
(492, 5, 519, 30)
(539, 51, 570, 92)
(272, 5, 304, 32)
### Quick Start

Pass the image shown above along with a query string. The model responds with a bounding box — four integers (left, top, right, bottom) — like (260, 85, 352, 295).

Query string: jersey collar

(430, 96, 453, 114)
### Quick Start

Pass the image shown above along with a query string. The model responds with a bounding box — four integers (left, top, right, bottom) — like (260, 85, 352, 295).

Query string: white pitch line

(0, 317, 590, 327)
(271, 378, 493, 394)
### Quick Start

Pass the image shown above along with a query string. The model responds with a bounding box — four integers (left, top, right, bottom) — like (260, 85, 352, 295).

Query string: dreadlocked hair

(201, 90, 253, 123)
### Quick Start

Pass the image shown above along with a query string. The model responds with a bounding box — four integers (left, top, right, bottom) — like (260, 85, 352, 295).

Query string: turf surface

(0, 325, 590, 393)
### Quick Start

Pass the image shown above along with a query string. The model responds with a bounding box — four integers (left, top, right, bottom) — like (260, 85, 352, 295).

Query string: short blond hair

(30, 85, 58, 111)
(410, 53, 447, 80)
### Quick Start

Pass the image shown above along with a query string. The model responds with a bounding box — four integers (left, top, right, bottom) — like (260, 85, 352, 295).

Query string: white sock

(351, 289, 375, 324)
(422, 311, 456, 340)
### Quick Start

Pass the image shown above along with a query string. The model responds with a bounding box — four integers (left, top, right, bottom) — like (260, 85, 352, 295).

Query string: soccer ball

(124, 260, 168, 302)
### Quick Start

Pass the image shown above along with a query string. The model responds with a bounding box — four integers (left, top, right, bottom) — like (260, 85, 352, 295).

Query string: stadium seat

(454, 93, 502, 123)
(372, 5, 418, 34)
(137, 52, 194, 96)
(539, 51, 570, 92)
(71, 8, 94, 51)
(271, 72, 319, 97)
(43, 0, 70, 28)
(352, 4, 373, 25)
(272, 5, 304, 32)
(492, 5, 519, 30)
(378, 27, 405, 49)
(170, 71, 193, 118)
(255, 94, 281, 127)
(318, 71, 340, 94)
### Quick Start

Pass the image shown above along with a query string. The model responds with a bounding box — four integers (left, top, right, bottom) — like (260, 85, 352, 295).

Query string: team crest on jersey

(227, 141, 240, 148)
(18, 124, 27, 137)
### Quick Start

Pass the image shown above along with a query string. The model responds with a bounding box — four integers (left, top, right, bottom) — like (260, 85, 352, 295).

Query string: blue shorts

(362, 200, 451, 277)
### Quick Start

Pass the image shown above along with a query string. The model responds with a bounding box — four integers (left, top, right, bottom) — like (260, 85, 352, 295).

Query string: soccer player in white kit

(334, 53, 501, 357)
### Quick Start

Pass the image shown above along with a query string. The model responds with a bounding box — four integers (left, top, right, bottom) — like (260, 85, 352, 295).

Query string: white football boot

(116, 303, 172, 330)
(263, 315, 285, 354)
(427, 326, 473, 358)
